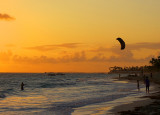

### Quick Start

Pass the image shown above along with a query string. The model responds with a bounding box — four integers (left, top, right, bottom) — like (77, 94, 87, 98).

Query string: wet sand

(116, 92, 160, 115)
(111, 72, 160, 115)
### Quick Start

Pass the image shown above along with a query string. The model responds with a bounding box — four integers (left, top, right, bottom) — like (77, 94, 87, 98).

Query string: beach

(110, 72, 160, 115)
(0, 73, 150, 115)
(1, 0, 160, 114)
(0, 73, 159, 115)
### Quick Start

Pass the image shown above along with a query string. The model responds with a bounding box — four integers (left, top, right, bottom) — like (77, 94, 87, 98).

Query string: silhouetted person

(119, 74, 120, 78)
(137, 80, 140, 91)
(145, 77, 150, 93)
(21, 82, 24, 90)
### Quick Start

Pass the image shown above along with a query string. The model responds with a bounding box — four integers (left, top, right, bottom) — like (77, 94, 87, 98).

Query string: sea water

(0, 73, 150, 115)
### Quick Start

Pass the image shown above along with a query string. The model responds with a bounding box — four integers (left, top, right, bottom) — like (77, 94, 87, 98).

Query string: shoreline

(110, 73, 160, 114)
(71, 74, 156, 115)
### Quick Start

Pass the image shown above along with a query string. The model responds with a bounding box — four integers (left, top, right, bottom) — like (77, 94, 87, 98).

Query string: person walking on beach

(21, 82, 24, 90)
(145, 77, 150, 93)
(137, 80, 140, 91)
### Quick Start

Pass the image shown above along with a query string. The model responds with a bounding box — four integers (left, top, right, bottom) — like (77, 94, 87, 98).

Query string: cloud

(127, 42, 160, 50)
(111, 42, 160, 62)
(12, 51, 87, 64)
(0, 13, 15, 20)
(10, 50, 153, 64)
(106, 50, 152, 63)
(60, 51, 87, 62)
(89, 42, 160, 53)
(57, 43, 82, 48)
(26, 42, 160, 52)
(25, 43, 82, 51)
(1, 42, 158, 65)
(13, 55, 57, 64)
(13, 42, 158, 64)
(88, 42, 160, 63)
(89, 47, 109, 52)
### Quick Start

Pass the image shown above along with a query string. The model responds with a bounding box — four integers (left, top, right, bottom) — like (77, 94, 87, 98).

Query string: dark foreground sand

(112, 72, 160, 115)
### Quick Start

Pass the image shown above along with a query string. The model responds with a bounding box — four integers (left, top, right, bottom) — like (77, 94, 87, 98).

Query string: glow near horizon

(0, 0, 160, 72)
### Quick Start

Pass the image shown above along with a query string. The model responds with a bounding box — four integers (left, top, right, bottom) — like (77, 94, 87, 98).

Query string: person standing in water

(145, 77, 150, 93)
(21, 82, 24, 90)
(137, 80, 140, 91)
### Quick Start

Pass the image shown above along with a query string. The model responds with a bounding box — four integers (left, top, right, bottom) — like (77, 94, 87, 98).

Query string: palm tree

(149, 56, 160, 69)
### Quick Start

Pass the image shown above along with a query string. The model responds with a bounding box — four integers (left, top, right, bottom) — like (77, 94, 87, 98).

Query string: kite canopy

(116, 38, 125, 50)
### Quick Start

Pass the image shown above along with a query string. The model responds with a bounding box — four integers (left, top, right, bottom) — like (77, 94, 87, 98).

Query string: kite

(116, 38, 125, 50)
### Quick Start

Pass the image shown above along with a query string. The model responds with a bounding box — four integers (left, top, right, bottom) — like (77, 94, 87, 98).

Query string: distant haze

(0, 0, 160, 72)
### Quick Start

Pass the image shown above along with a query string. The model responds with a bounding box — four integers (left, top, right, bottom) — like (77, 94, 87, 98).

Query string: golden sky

(0, 0, 160, 72)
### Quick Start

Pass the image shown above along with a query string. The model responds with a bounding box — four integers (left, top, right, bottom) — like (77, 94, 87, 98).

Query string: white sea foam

(0, 73, 149, 115)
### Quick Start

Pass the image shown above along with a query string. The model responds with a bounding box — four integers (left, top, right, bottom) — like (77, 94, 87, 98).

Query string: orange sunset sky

(0, 0, 160, 73)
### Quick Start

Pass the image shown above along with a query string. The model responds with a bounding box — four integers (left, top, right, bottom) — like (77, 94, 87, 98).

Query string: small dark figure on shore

(137, 80, 140, 91)
(119, 74, 120, 78)
(21, 82, 24, 90)
(145, 77, 150, 93)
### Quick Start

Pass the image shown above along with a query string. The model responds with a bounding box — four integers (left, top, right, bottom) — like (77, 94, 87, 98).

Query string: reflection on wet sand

(0, 95, 48, 114)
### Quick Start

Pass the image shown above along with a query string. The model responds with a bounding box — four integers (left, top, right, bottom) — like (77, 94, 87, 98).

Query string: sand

(110, 72, 160, 115)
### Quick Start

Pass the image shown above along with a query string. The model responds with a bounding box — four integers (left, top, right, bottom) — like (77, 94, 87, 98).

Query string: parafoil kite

(116, 38, 125, 50)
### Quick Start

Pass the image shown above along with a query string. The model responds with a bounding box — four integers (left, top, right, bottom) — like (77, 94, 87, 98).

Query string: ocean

(0, 73, 152, 115)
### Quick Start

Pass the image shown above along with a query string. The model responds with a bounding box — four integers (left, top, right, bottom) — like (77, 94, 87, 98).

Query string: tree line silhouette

(109, 56, 160, 73)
